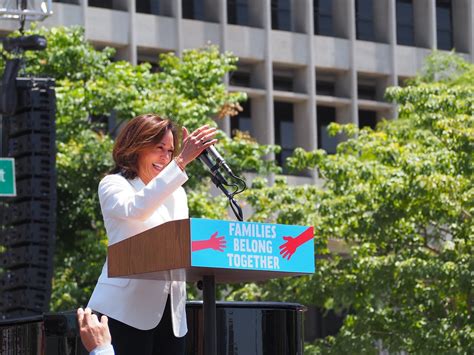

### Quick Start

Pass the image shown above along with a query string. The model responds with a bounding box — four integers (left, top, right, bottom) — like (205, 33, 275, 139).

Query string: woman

(87, 113, 217, 354)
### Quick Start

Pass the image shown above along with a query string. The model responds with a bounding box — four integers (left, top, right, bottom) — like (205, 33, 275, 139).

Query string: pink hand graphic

(279, 236, 298, 260)
(192, 232, 227, 252)
(279, 227, 314, 260)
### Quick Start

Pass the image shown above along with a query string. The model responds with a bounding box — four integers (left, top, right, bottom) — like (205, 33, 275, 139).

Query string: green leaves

(230, 52, 474, 353)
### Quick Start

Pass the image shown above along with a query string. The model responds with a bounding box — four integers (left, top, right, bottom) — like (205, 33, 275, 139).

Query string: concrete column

(374, 0, 390, 43)
(128, 0, 137, 65)
(293, 0, 309, 34)
(387, 0, 398, 119)
(113, 0, 134, 62)
(387, 0, 397, 85)
(81, 0, 88, 38)
(173, 0, 183, 55)
(333, 0, 350, 38)
(471, 0, 474, 62)
(413, 0, 436, 48)
(248, 0, 266, 28)
(263, 0, 274, 150)
(304, 0, 317, 154)
(219, 0, 231, 135)
(348, 0, 358, 127)
(452, 0, 474, 55)
(429, 0, 437, 50)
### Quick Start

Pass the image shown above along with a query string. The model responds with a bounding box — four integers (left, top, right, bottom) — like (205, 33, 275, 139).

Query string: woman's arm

(99, 160, 188, 221)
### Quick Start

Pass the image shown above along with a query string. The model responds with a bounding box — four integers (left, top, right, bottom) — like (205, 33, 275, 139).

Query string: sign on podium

(108, 218, 315, 282)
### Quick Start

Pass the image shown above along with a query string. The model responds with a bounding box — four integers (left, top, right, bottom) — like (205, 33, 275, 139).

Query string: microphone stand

(210, 174, 243, 222)
(201, 169, 244, 355)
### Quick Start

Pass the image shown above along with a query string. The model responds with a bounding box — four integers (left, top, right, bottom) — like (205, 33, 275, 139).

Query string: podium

(108, 218, 314, 355)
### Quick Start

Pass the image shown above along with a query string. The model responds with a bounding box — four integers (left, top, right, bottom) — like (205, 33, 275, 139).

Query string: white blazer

(87, 160, 189, 336)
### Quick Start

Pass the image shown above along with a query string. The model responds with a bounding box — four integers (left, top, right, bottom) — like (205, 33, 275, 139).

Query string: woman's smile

(137, 129, 175, 184)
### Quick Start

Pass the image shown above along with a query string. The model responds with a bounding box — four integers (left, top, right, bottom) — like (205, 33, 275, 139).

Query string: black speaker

(0, 288, 49, 314)
(3, 223, 53, 247)
(2, 200, 56, 225)
(14, 154, 55, 179)
(0, 267, 51, 291)
(0, 244, 54, 269)
(8, 132, 55, 157)
(14, 177, 56, 201)
(16, 78, 55, 113)
(8, 111, 54, 136)
(0, 78, 56, 319)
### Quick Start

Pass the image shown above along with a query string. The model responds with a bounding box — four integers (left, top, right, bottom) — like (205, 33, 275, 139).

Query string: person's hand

(77, 307, 112, 352)
(175, 125, 217, 169)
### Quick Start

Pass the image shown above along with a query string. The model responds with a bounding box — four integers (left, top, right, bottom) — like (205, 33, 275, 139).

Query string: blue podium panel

(190, 218, 315, 274)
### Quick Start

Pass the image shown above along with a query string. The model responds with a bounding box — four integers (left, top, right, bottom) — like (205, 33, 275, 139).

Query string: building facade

(1, 0, 473, 181)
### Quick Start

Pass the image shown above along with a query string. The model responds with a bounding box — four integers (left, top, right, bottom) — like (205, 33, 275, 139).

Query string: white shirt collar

(127, 176, 145, 191)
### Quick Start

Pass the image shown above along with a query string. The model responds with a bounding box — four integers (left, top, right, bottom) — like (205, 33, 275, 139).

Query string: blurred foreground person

(77, 307, 114, 355)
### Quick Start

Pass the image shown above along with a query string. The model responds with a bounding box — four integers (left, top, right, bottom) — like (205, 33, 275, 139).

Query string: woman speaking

(87, 113, 217, 354)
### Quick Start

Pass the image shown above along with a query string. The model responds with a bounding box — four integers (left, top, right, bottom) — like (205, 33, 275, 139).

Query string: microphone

(198, 145, 234, 184)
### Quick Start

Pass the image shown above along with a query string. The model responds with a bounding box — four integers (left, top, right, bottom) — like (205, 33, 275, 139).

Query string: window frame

(396, 0, 415, 46)
(271, 0, 292, 31)
(314, 0, 333, 36)
(355, 0, 375, 41)
(436, 0, 453, 50)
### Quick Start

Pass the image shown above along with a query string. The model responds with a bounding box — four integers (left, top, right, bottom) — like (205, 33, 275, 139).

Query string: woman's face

(137, 129, 175, 185)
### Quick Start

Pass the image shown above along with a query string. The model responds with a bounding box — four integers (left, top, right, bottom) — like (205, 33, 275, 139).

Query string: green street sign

(0, 158, 16, 197)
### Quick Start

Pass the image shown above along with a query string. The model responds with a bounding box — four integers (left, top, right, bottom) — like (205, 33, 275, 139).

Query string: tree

(1, 26, 279, 310)
(229, 52, 473, 354)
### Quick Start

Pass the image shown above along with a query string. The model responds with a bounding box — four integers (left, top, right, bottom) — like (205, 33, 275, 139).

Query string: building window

(317, 106, 337, 154)
(231, 100, 252, 137)
(229, 69, 251, 87)
(358, 110, 377, 130)
(314, 0, 333, 36)
(316, 73, 336, 96)
(273, 70, 294, 92)
(274, 102, 294, 171)
(89, 0, 114, 9)
(136, 0, 161, 15)
(316, 79, 335, 96)
(436, 0, 453, 50)
(228, 0, 249, 26)
(396, 0, 415, 46)
(182, 0, 206, 21)
(357, 77, 377, 100)
(355, 0, 374, 41)
(271, 0, 291, 31)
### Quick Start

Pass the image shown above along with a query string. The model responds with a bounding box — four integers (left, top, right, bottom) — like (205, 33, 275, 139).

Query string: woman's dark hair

(110, 114, 181, 179)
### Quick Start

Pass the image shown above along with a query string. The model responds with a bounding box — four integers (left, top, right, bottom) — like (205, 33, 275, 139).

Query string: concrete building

(1, 0, 473, 182)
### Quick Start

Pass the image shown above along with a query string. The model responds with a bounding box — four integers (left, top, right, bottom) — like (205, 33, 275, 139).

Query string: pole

(203, 275, 217, 355)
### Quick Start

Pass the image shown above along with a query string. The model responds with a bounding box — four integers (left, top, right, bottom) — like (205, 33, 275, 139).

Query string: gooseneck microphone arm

(210, 174, 243, 221)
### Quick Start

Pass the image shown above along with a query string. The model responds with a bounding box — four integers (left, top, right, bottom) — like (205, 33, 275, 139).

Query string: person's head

(111, 113, 181, 184)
